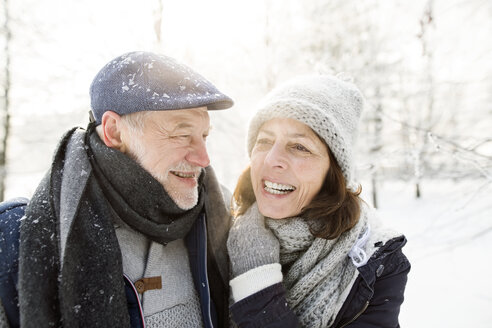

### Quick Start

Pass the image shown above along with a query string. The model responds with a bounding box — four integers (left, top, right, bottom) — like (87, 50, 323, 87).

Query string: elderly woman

(227, 75, 410, 328)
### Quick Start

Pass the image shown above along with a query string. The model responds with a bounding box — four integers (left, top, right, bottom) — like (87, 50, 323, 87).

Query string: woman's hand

(227, 203, 280, 278)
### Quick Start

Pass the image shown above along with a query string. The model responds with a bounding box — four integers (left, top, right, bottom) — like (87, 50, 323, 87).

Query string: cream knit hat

(247, 74, 364, 188)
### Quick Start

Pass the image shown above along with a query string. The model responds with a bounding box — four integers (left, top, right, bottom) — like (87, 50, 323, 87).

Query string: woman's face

(250, 118, 330, 219)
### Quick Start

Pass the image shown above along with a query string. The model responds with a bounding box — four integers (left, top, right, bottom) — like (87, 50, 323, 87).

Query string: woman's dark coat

(230, 236, 410, 328)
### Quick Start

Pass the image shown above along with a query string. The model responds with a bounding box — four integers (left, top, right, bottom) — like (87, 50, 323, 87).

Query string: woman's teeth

(264, 180, 295, 195)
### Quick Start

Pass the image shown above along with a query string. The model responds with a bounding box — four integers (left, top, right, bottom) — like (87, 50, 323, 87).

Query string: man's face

(120, 107, 211, 210)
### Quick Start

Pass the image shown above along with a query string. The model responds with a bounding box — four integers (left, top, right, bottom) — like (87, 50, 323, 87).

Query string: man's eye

(171, 135, 190, 140)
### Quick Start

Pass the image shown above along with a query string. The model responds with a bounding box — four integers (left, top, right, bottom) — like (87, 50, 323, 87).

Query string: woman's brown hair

(232, 147, 362, 240)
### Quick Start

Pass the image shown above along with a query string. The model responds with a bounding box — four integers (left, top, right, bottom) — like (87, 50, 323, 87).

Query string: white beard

(152, 162, 201, 210)
(126, 136, 201, 210)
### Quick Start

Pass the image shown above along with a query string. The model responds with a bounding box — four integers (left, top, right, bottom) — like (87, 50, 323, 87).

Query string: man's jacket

(0, 197, 229, 328)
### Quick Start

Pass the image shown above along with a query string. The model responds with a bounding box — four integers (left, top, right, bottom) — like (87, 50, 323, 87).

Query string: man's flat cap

(90, 51, 233, 124)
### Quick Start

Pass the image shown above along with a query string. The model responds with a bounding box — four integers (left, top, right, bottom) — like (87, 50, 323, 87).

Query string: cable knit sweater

(115, 216, 203, 328)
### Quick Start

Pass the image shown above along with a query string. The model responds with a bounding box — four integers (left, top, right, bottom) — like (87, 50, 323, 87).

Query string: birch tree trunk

(0, 0, 12, 201)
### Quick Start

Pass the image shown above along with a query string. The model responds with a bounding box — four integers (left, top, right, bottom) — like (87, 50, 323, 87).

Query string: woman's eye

(256, 138, 272, 145)
(293, 143, 311, 153)
(253, 138, 272, 152)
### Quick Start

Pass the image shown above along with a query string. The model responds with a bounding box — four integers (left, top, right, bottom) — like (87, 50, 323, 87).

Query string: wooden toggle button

(134, 276, 162, 294)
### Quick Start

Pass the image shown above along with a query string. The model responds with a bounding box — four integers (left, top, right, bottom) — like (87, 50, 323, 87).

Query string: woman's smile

(263, 179, 296, 195)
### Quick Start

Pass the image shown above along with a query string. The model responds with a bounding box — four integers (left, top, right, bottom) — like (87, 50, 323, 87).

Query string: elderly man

(0, 51, 233, 328)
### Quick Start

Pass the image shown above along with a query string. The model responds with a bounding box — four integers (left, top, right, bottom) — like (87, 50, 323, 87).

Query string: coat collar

(202, 166, 232, 285)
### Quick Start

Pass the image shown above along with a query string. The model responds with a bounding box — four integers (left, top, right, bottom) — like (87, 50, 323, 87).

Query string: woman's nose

(264, 143, 287, 169)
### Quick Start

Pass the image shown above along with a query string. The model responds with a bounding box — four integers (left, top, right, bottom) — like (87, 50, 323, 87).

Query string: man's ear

(100, 111, 127, 152)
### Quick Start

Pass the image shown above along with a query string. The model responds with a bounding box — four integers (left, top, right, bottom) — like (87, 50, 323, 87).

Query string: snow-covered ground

(362, 179, 492, 327)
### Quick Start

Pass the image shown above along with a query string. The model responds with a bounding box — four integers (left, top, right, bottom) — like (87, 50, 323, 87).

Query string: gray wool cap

(90, 51, 233, 124)
(247, 74, 364, 188)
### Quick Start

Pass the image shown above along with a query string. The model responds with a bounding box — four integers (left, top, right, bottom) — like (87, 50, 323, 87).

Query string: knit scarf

(265, 206, 369, 328)
(18, 126, 204, 328)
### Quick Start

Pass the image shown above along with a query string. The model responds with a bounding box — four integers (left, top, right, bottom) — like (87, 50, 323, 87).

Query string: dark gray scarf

(18, 126, 204, 327)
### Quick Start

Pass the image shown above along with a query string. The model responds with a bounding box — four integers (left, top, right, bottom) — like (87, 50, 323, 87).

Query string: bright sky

(4, 0, 491, 196)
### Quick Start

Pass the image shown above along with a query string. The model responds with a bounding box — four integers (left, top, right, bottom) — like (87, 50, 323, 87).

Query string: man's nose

(186, 138, 210, 168)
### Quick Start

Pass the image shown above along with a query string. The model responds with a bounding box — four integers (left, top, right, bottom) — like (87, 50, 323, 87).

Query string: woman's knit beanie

(247, 74, 364, 189)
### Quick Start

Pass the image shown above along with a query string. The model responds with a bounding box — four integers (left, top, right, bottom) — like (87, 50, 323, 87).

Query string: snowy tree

(412, 0, 436, 198)
(293, 0, 408, 205)
(0, 0, 12, 201)
(153, 0, 164, 46)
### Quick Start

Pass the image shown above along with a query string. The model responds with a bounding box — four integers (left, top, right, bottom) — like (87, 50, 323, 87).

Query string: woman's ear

(100, 111, 127, 152)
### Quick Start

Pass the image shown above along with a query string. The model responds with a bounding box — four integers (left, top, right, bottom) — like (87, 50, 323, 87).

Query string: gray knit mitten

(227, 203, 280, 278)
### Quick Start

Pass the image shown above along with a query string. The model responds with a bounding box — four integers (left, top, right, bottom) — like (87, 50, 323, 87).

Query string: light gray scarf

(265, 206, 369, 328)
